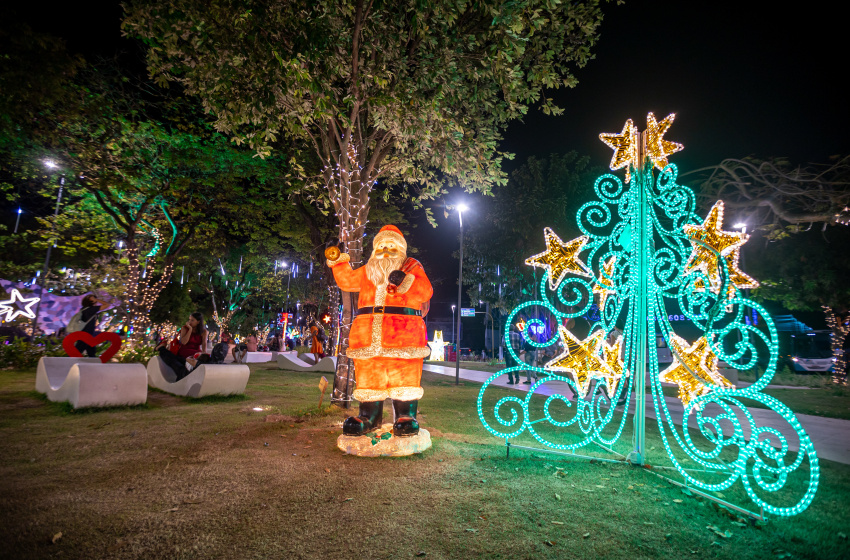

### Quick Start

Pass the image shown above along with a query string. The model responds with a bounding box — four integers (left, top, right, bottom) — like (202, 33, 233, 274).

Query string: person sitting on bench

(156, 312, 209, 381)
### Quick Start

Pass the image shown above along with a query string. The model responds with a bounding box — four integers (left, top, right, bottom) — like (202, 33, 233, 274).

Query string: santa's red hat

(373, 224, 406, 251)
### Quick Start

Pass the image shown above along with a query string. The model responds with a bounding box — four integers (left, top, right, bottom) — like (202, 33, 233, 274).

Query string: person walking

(310, 322, 325, 358)
(522, 340, 539, 385)
(71, 294, 113, 357)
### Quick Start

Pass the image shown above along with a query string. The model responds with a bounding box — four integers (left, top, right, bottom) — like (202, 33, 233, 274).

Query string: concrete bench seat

(277, 353, 337, 372)
(242, 351, 274, 363)
(146, 356, 250, 397)
(224, 351, 275, 364)
(36, 357, 147, 409)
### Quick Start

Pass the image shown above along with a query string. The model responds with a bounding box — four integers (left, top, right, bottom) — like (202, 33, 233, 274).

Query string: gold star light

(599, 119, 638, 183)
(683, 200, 748, 294)
(593, 256, 617, 311)
(546, 328, 608, 397)
(525, 228, 592, 290)
(659, 335, 734, 408)
(600, 334, 627, 397)
(645, 112, 684, 170)
(724, 248, 759, 291)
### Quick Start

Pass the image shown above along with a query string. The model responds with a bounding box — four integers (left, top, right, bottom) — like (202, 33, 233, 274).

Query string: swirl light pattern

(477, 115, 819, 517)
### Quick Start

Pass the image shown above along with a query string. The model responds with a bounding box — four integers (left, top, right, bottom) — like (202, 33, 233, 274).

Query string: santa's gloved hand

(387, 270, 406, 287)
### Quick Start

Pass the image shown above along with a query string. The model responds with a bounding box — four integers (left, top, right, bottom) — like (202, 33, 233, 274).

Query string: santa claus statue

(326, 225, 432, 437)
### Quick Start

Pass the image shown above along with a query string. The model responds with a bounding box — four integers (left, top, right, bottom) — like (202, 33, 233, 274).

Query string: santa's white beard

(365, 253, 406, 286)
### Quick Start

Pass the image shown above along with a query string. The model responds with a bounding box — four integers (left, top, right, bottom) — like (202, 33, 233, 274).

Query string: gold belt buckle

(373, 305, 385, 314)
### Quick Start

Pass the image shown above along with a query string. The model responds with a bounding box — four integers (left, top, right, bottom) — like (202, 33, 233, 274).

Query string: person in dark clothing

(156, 312, 209, 381)
(74, 295, 112, 357)
(506, 329, 523, 384)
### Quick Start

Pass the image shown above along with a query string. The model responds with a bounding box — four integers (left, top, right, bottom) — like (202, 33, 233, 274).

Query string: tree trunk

(123, 239, 176, 346)
(331, 235, 364, 408)
(823, 306, 849, 385)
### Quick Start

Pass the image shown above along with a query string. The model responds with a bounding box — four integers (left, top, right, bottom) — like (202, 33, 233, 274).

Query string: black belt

(356, 306, 421, 316)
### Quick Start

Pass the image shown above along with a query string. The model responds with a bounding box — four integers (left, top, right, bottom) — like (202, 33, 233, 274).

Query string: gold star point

(525, 228, 592, 290)
(600, 334, 627, 396)
(659, 335, 733, 408)
(599, 119, 638, 183)
(546, 328, 608, 398)
(645, 112, 684, 170)
(683, 201, 749, 294)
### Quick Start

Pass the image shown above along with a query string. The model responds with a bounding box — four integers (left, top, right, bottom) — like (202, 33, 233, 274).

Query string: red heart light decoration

(62, 332, 123, 363)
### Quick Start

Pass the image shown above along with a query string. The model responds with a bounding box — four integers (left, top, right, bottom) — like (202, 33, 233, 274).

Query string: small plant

(117, 344, 156, 364)
(0, 336, 66, 370)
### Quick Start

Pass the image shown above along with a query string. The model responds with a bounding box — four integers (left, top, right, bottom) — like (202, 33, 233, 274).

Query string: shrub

(0, 336, 66, 370)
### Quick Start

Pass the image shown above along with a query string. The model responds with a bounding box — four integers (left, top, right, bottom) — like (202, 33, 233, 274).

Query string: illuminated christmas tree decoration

(644, 112, 684, 170)
(478, 114, 819, 518)
(659, 335, 732, 408)
(428, 331, 448, 361)
(525, 228, 592, 290)
(0, 288, 40, 322)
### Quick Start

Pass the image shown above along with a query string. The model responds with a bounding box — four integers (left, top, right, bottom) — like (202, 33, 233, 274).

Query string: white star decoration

(0, 289, 40, 322)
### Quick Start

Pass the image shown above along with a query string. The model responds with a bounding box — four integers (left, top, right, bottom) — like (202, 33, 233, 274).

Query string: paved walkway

(423, 363, 850, 465)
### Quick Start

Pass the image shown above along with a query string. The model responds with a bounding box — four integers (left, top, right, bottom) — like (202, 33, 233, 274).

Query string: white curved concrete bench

(36, 357, 147, 409)
(146, 356, 250, 397)
(277, 353, 337, 372)
(224, 351, 274, 363)
(243, 351, 273, 363)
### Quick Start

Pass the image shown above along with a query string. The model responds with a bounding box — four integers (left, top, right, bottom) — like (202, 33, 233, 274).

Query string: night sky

(6, 1, 848, 316)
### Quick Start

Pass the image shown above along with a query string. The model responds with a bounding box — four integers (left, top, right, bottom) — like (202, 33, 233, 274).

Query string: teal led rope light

(477, 114, 819, 517)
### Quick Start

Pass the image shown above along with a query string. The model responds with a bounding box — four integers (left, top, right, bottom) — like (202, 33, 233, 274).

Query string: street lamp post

(455, 203, 468, 385)
(32, 161, 65, 334)
(13, 207, 22, 234)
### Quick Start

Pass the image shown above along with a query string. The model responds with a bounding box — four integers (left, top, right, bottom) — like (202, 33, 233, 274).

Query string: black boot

(343, 401, 384, 436)
(392, 399, 420, 437)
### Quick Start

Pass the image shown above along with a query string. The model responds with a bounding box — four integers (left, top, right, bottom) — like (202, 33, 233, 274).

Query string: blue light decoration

(477, 114, 818, 517)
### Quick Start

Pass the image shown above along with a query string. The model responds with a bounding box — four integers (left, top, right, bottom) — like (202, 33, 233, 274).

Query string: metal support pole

(629, 134, 648, 466)
(455, 211, 464, 385)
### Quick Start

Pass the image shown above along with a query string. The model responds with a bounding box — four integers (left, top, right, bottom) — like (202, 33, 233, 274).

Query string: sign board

(318, 376, 329, 408)
(460, 308, 475, 317)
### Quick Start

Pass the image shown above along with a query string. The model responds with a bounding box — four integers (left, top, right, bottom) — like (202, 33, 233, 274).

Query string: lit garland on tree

(823, 306, 849, 384)
(477, 114, 819, 517)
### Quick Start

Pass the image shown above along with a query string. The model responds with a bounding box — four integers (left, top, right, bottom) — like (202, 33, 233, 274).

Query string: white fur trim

(388, 386, 424, 401)
(374, 229, 407, 250)
(353, 388, 389, 402)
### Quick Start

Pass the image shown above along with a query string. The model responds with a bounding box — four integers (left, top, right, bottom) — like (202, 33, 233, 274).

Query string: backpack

(209, 342, 229, 364)
(66, 308, 96, 333)
(317, 327, 327, 343)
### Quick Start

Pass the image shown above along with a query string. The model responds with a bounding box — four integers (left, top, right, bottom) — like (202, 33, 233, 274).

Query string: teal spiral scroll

(476, 162, 819, 517)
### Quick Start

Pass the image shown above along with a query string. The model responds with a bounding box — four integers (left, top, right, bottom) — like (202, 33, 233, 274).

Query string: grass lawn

(427, 361, 850, 421)
(0, 363, 846, 559)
